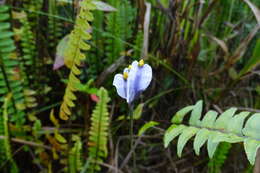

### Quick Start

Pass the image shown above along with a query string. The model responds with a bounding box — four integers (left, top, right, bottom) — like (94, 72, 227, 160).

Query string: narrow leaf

(138, 121, 159, 136)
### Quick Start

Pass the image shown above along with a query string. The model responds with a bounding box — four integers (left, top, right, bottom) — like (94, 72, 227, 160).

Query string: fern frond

(12, 11, 39, 110)
(2, 93, 18, 172)
(105, 0, 136, 65)
(87, 87, 110, 172)
(59, 0, 95, 120)
(133, 29, 143, 60)
(164, 100, 260, 165)
(13, 11, 36, 67)
(69, 135, 83, 173)
(0, 5, 27, 125)
(22, 0, 43, 29)
(48, 0, 63, 48)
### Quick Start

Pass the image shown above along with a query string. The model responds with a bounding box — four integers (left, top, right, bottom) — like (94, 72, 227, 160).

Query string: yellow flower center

(123, 72, 128, 80)
(128, 65, 132, 69)
(138, 59, 144, 66)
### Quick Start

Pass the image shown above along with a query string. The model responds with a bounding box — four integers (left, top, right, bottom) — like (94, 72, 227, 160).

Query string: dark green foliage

(16, 12, 36, 67)
(208, 142, 232, 173)
(0, 5, 26, 125)
(48, 0, 63, 48)
(105, 0, 136, 64)
(69, 135, 83, 173)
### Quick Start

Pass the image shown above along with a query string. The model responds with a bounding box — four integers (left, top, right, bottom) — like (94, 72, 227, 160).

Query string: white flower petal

(113, 74, 127, 99)
(138, 64, 152, 91)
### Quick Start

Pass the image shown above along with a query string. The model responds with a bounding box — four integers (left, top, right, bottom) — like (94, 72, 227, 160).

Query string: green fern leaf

(59, 0, 95, 120)
(1, 93, 18, 172)
(164, 100, 260, 165)
(0, 5, 27, 125)
(87, 87, 110, 172)
(69, 135, 83, 173)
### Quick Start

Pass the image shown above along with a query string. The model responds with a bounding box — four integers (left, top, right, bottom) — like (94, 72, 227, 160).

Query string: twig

(0, 136, 52, 150)
(120, 136, 142, 170)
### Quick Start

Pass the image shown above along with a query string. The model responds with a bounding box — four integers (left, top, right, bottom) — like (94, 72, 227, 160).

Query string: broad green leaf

(138, 121, 159, 136)
(193, 128, 210, 155)
(214, 108, 237, 129)
(164, 124, 186, 148)
(177, 127, 199, 157)
(244, 138, 260, 165)
(189, 100, 203, 126)
(243, 113, 260, 139)
(171, 105, 194, 123)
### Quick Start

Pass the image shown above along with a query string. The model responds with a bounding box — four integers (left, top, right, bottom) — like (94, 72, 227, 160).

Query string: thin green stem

(128, 104, 136, 170)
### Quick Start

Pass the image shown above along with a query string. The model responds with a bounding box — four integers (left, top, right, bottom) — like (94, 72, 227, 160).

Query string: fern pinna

(87, 87, 110, 172)
(164, 100, 260, 165)
(59, 0, 95, 120)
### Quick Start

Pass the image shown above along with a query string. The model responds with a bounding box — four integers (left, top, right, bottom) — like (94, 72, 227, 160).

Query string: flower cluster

(113, 60, 152, 104)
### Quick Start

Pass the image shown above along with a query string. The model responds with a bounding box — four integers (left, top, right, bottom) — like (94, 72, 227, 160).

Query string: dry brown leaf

(206, 34, 229, 56)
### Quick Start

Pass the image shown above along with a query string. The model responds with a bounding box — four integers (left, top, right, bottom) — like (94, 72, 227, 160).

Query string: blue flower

(113, 60, 152, 103)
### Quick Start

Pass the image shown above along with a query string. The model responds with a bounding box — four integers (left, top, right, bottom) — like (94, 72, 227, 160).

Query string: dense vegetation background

(0, 0, 259, 172)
